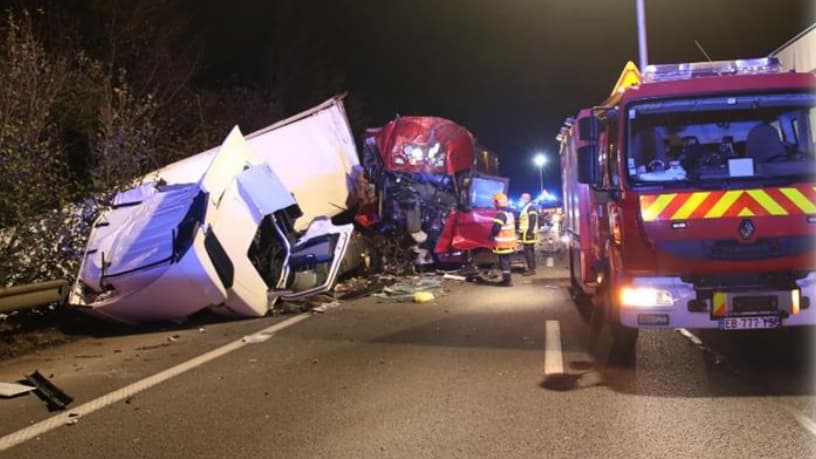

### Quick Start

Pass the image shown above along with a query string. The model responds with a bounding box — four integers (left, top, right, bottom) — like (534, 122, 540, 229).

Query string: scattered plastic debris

(242, 333, 273, 344)
(66, 413, 81, 426)
(442, 274, 467, 282)
(0, 382, 35, 397)
(333, 274, 396, 300)
(413, 292, 435, 303)
(312, 301, 341, 313)
(135, 343, 170, 351)
(373, 276, 444, 302)
(25, 370, 73, 411)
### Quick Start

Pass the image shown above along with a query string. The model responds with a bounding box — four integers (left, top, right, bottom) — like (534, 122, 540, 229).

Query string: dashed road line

(544, 320, 564, 376)
(676, 327, 816, 439)
(778, 403, 816, 437)
(0, 313, 312, 453)
(676, 328, 703, 346)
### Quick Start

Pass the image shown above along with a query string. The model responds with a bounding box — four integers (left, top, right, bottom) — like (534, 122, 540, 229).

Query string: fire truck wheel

(568, 251, 592, 322)
(608, 323, 638, 368)
(589, 276, 638, 368)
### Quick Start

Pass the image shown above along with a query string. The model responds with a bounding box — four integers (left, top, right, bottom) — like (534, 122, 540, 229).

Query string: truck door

(434, 175, 510, 253)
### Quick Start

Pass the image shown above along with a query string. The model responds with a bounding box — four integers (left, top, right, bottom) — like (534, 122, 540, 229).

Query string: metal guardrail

(0, 280, 69, 314)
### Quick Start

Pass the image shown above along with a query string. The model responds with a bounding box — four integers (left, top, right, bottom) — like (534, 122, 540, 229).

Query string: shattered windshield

(626, 92, 816, 186)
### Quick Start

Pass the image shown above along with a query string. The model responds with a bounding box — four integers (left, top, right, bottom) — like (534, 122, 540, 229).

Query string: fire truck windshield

(625, 92, 816, 187)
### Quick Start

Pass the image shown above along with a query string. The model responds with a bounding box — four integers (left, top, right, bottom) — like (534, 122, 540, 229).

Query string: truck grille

(658, 236, 814, 261)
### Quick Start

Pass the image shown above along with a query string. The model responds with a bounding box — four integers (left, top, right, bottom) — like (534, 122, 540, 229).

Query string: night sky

(193, 0, 813, 196)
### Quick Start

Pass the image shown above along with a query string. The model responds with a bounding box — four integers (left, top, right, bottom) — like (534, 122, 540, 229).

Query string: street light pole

(636, 0, 648, 70)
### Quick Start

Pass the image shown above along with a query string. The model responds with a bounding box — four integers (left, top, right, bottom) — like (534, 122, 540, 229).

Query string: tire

(568, 250, 592, 323)
(588, 273, 638, 368)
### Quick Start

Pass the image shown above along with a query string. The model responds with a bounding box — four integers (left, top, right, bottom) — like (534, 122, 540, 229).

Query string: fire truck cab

(561, 58, 816, 363)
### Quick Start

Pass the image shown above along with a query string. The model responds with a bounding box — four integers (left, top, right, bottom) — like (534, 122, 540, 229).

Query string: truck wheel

(608, 321, 638, 368)
(606, 287, 638, 368)
(588, 275, 638, 368)
(569, 250, 592, 322)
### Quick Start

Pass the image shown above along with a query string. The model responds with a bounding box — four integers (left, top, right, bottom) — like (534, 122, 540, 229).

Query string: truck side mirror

(578, 116, 600, 142)
(576, 145, 600, 185)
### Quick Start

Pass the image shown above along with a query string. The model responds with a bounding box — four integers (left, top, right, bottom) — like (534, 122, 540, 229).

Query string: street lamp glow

(533, 153, 547, 193)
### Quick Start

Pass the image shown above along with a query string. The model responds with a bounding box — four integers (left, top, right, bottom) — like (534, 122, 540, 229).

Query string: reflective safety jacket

(491, 210, 517, 254)
(518, 203, 539, 244)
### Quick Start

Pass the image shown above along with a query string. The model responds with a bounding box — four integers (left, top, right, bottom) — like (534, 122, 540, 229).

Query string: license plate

(719, 315, 780, 330)
(733, 295, 777, 313)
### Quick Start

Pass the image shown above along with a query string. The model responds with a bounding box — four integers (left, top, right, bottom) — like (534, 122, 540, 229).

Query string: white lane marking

(676, 328, 703, 346)
(0, 313, 311, 452)
(675, 327, 816, 439)
(778, 403, 816, 438)
(544, 320, 564, 375)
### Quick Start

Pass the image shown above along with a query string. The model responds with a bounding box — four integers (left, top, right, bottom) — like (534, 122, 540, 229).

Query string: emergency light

(642, 57, 783, 83)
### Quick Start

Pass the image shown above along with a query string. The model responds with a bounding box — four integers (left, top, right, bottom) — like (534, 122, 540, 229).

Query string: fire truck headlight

(620, 287, 674, 308)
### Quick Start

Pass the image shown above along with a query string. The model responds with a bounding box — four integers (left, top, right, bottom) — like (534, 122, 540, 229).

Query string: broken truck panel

(359, 116, 508, 264)
(434, 175, 509, 254)
(143, 96, 360, 232)
(368, 116, 477, 175)
(280, 218, 354, 301)
(70, 126, 352, 323)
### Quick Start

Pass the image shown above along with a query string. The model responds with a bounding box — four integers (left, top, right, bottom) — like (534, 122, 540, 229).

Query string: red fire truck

(358, 116, 508, 265)
(560, 58, 816, 362)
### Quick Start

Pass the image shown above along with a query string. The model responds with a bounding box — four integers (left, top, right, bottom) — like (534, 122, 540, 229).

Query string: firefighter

(488, 192, 516, 286)
(552, 208, 563, 236)
(518, 192, 539, 276)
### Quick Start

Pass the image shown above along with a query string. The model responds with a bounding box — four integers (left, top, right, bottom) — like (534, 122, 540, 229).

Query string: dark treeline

(0, 0, 363, 286)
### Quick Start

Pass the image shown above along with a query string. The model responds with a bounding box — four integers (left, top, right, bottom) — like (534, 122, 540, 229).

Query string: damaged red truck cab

(358, 116, 508, 264)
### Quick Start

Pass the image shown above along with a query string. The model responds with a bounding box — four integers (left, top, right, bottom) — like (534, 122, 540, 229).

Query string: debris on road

(312, 301, 340, 313)
(135, 343, 170, 351)
(413, 291, 435, 303)
(442, 273, 467, 282)
(66, 412, 81, 425)
(0, 381, 35, 398)
(242, 333, 273, 344)
(373, 276, 444, 302)
(25, 370, 73, 411)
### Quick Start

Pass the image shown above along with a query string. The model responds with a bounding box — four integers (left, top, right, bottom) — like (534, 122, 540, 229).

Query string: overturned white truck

(69, 97, 360, 323)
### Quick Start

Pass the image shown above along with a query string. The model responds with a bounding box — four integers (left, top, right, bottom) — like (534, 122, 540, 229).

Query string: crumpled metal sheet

(373, 276, 444, 302)
(144, 96, 359, 232)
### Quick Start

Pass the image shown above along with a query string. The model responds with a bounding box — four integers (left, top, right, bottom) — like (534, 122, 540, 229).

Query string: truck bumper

(618, 273, 816, 329)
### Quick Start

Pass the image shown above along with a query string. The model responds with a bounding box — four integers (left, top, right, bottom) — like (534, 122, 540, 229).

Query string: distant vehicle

(560, 58, 816, 363)
(69, 98, 360, 323)
(357, 116, 508, 264)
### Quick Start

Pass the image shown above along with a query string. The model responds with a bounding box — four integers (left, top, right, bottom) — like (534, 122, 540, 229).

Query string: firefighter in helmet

(518, 192, 539, 276)
(488, 192, 516, 286)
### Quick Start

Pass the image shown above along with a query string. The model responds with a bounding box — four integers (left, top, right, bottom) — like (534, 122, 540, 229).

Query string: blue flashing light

(534, 190, 557, 203)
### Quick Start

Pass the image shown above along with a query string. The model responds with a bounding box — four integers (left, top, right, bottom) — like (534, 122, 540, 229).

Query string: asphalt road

(1, 263, 814, 458)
